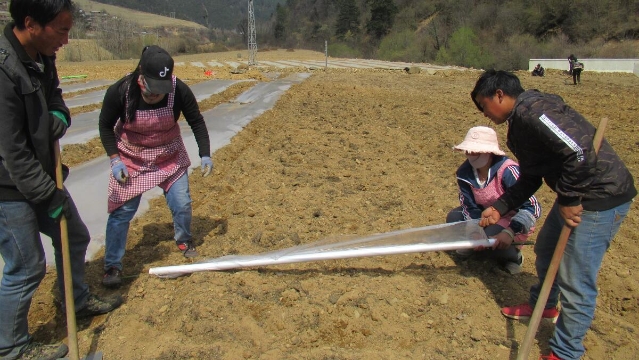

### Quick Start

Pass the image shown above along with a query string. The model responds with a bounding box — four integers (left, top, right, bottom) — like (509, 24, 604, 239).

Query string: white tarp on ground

(149, 220, 493, 278)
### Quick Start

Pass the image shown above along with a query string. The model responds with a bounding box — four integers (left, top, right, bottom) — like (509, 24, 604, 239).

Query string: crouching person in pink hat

(446, 126, 541, 274)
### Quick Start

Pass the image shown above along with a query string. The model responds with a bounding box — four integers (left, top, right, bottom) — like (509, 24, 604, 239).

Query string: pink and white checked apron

(107, 76, 191, 213)
(472, 159, 534, 243)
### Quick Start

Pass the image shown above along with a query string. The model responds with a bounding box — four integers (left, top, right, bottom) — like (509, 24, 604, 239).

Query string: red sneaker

(177, 241, 198, 258)
(501, 303, 559, 323)
(539, 350, 562, 360)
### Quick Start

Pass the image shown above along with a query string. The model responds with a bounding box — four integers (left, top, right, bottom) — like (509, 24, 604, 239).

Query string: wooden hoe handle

(54, 141, 80, 360)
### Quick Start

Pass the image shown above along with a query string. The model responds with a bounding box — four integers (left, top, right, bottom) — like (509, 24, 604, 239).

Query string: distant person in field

(446, 126, 540, 275)
(0, 0, 122, 359)
(531, 63, 545, 77)
(567, 54, 584, 85)
(471, 69, 636, 360)
(98, 45, 213, 288)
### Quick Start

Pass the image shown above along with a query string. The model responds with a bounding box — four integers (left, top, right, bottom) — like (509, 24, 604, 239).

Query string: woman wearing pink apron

(98, 46, 213, 287)
(446, 126, 541, 274)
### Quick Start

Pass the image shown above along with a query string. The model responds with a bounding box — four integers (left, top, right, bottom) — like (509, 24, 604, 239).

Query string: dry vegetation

(72, 0, 206, 29)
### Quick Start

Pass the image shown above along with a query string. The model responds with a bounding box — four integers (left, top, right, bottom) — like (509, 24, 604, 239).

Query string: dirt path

(30, 59, 639, 359)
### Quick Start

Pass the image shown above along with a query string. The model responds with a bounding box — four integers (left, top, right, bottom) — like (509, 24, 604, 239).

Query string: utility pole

(325, 40, 328, 69)
(247, 0, 257, 66)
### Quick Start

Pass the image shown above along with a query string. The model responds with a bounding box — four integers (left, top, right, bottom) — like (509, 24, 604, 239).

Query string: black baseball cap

(140, 45, 174, 94)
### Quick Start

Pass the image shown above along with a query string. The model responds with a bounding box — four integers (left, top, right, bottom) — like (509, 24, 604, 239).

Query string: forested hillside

(269, 0, 639, 69)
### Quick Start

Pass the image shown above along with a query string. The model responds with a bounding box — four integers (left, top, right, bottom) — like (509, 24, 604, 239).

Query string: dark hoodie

(492, 90, 636, 214)
(0, 23, 70, 203)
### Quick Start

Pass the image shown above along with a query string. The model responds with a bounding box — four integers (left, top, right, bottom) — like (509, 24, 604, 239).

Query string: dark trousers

(446, 206, 520, 263)
(572, 68, 582, 84)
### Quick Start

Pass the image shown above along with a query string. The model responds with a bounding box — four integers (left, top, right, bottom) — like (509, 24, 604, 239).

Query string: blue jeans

(104, 173, 192, 271)
(530, 200, 631, 360)
(0, 188, 91, 358)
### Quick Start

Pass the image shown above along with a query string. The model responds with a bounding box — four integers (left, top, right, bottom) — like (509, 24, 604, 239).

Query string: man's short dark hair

(10, 0, 75, 30)
(470, 69, 525, 112)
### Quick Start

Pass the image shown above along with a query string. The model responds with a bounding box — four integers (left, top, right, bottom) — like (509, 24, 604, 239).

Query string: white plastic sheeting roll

(149, 220, 495, 278)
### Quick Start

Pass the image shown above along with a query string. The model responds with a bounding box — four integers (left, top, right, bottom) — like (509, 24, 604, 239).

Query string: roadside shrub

(327, 42, 362, 58)
(489, 33, 539, 70)
(377, 30, 422, 62)
(592, 38, 639, 58)
(197, 42, 229, 53)
(435, 27, 493, 69)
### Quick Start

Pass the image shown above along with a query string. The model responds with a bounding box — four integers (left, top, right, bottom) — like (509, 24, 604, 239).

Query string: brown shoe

(102, 267, 122, 288)
(76, 293, 123, 319)
(16, 341, 68, 360)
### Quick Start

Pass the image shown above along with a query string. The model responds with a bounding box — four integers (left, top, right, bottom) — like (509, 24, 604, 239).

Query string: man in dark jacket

(470, 70, 636, 360)
(568, 55, 583, 85)
(0, 1, 122, 359)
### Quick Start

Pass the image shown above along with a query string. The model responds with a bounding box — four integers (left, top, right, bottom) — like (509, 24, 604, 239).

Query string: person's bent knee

(14, 261, 47, 286)
(446, 207, 465, 223)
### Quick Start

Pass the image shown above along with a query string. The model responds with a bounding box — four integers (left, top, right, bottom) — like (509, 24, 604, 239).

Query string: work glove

(49, 110, 68, 141)
(47, 188, 72, 222)
(201, 156, 213, 177)
(110, 156, 129, 183)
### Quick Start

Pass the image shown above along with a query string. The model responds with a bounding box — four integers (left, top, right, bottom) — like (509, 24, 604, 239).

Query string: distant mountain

(91, 0, 284, 30)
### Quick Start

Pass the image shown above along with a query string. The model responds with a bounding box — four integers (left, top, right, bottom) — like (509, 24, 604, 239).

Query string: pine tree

(335, 0, 360, 39)
(366, 0, 398, 40)
(274, 3, 288, 42)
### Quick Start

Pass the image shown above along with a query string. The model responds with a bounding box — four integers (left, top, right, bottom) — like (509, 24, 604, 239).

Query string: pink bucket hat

(454, 126, 505, 155)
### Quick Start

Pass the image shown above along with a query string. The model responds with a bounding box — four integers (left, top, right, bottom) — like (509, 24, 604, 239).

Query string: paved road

(0, 73, 311, 277)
